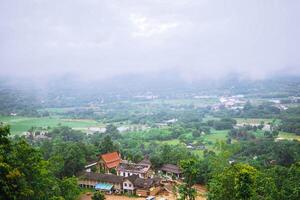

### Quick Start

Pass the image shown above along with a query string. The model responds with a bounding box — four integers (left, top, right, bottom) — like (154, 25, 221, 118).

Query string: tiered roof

(100, 152, 121, 169)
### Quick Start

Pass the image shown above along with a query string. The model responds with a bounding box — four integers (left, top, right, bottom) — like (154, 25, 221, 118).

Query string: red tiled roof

(100, 152, 121, 169)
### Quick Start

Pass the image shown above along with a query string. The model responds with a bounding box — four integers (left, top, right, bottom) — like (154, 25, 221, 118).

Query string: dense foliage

(0, 125, 81, 200)
(280, 107, 300, 135)
(177, 139, 300, 200)
(213, 102, 281, 119)
(92, 191, 106, 200)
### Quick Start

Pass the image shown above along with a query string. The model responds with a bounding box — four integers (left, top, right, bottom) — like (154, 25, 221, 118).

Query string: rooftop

(79, 172, 124, 184)
(100, 152, 121, 169)
(124, 175, 161, 189)
(138, 158, 152, 166)
(95, 183, 113, 191)
(161, 164, 182, 174)
(117, 162, 151, 174)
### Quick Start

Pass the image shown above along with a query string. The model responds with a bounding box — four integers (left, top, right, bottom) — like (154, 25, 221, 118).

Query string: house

(78, 172, 123, 193)
(160, 164, 182, 179)
(122, 175, 139, 194)
(122, 175, 161, 197)
(24, 130, 50, 140)
(84, 160, 98, 172)
(262, 124, 271, 131)
(78, 172, 161, 196)
(138, 157, 152, 166)
(165, 118, 178, 124)
(117, 161, 152, 178)
(34, 134, 50, 140)
(117, 126, 130, 133)
(134, 177, 161, 197)
(87, 127, 106, 134)
(99, 152, 121, 173)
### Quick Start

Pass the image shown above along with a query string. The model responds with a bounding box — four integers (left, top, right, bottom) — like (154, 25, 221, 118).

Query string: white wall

(123, 180, 134, 190)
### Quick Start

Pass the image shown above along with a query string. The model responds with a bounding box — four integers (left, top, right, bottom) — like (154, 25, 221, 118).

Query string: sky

(0, 0, 300, 82)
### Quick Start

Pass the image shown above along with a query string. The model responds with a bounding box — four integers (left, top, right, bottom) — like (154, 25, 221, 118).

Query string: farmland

(0, 115, 102, 135)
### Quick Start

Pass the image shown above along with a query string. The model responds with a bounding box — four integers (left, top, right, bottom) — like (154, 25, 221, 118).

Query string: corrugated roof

(138, 158, 152, 166)
(95, 183, 113, 191)
(125, 175, 161, 189)
(161, 164, 181, 174)
(117, 162, 150, 173)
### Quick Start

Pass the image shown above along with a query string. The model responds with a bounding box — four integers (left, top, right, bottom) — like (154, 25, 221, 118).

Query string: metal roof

(95, 183, 113, 191)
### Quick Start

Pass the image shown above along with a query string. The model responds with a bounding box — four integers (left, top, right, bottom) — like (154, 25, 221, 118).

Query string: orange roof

(100, 152, 121, 169)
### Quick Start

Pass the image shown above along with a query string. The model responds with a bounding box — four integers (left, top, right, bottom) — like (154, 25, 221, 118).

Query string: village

(78, 151, 206, 200)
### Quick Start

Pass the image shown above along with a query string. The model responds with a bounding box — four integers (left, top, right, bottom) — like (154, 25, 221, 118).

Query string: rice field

(0, 115, 102, 135)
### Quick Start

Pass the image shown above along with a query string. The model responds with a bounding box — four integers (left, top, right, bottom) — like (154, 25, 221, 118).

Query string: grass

(191, 131, 228, 158)
(203, 130, 228, 142)
(0, 116, 102, 135)
(253, 130, 265, 137)
(278, 132, 300, 141)
(234, 118, 278, 124)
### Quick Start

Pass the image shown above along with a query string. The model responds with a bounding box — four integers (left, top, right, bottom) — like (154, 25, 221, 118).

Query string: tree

(49, 126, 85, 142)
(179, 158, 199, 200)
(0, 125, 10, 148)
(98, 135, 119, 154)
(192, 130, 201, 138)
(59, 177, 80, 200)
(0, 125, 82, 200)
(0, 125, 56, 199)
(105, 124, 120, 139)
(208, 163, 258, 200)
(281, 162, 300, 200)
(180, 158, 199, 186)
(92, 191, 106, 200)
(255, 172, 278, 200)
(234, 166, 256, 199)
(177, 184, 197, 200)
(51, 142, 86, 177)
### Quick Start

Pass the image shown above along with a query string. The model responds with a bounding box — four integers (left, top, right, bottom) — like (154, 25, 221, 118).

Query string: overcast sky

(0, 0, 300, 82)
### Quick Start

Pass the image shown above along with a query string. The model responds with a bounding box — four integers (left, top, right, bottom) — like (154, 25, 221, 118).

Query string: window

(129, 184, 132, 187)
(124, 183, 127, 186)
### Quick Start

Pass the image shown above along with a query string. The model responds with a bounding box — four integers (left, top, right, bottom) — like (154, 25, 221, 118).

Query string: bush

(92, 191, 105, 200)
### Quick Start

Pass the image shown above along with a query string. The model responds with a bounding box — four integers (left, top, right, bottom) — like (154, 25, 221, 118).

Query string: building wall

(86, 168, 91, 172)
(123, 180, 134, 191)
(163, 171, 180, 179)
(118, 170, 145, 178)
(78, 179, 122, 192)
(78, 179, 97, 187)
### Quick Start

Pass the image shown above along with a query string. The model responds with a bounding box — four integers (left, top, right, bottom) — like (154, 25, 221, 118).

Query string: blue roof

(95, 183, 113, 191)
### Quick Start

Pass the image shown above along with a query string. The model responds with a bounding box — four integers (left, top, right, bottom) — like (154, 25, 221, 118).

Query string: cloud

(130, 14, 178, 38)
(0, 0, 299, 82)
